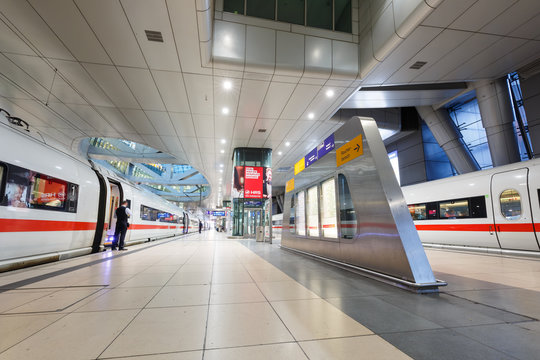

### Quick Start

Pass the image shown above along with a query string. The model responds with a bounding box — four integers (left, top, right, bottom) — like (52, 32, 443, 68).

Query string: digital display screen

(244, 166, 263, 199)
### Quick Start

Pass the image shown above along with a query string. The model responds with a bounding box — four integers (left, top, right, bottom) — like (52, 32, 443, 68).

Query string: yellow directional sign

(294, 158, 305, 175)
(285, 178, 294, 193)
(336, 134, 363, 167)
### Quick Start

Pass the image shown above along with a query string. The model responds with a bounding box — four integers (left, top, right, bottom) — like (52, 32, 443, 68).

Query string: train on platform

(273, 158, 540, 254)
(0, 124, 200, 272)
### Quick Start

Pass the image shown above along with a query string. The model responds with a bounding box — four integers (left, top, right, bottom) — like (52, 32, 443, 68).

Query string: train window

(321, 178, 337, 238)
(338, 174, 356, 239)
(469, 196, 487, 218)
(500, 189, 521, 220)
(307, 185, 319, 237)
(289, 194, 296, 234)
(426, 202, 438, 219)
(408, 204, 427, 220)
(28, 175, 68, 209)
(295, 191, 306, 236)
(439, 199, 469, 219)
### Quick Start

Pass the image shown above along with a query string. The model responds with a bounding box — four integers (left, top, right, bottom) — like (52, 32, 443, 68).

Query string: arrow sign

(336, 134, 363, 167)
(354, 144, 360, 152)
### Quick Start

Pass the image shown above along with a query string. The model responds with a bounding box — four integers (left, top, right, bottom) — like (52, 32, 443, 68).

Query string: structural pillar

(416, 106, 480, 174)
(475, 78, 521, 166)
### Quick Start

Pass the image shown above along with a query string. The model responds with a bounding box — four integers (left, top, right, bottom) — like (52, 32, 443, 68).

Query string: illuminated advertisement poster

(232, 166, 244, 198)
(263, 167, 272, 198)
(244, 166, 263, 198)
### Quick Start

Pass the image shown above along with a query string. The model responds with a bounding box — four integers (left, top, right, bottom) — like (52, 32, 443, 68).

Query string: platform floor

(1, 232, 540, 359)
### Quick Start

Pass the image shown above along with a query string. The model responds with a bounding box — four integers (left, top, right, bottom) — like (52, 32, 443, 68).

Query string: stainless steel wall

(281, 117, 439, 290)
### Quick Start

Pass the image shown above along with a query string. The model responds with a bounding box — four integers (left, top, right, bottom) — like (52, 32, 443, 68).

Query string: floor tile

(5, 287, 104, 314)
(0, 291, 54, 313)
(205, 302, 293, 349)
(117, 273, 173, 287)
(247, 269, 293, 282)
(204, 343, 308, 360)
(167, 271, 212, 285)
(271, 298, 372, 341)
(75, 287, 161, 312)
(0, 313, 64, 352)
(211, 270, 253, 284)
(107, 351, 202, 359)
(146, 285, 210, 307)
(209, 283, 266, 304)
(101, 306, 208, 358)
(0, 310, 138, 360)
(300, 335, 412, 360)
(257, 281, 320, 301)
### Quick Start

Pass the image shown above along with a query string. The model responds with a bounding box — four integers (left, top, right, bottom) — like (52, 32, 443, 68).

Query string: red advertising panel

(244, 166, 263, 198)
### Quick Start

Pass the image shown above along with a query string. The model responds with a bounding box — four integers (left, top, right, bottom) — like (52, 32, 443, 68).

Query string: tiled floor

(0, 232, 539, 359)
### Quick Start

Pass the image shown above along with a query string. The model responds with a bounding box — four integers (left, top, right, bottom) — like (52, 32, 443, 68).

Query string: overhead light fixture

(308, 112, 315, 120)
(278, 151, 282, 155)
(221, 139, 226, 144)
(326, 89, 334, 98)
(220, 164, 224, 168)
(223, 80, 232, 90)
(285, 142, 290, 147)
(220, 149, 225, 154)
(222, 107, 229, 115)
(220, 169, 223, 173)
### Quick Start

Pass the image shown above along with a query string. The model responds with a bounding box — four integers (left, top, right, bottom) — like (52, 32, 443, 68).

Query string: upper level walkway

(0, 231, 539, 359)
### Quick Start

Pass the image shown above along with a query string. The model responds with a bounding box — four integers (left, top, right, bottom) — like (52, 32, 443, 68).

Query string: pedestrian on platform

(199, 220, 203, 233)
(112, 200, 131, 250)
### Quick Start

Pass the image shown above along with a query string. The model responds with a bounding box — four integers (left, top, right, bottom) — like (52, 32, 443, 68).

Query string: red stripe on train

(131, 224, 178, 230)
(0, 219, 96, 232)
(416, 223, 537, 232)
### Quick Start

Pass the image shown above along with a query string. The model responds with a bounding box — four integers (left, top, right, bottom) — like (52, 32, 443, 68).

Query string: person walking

(198, 220, 203, 233)
(112, 200, 131, 250)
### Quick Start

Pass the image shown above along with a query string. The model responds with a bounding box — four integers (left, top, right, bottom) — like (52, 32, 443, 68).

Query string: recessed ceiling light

(220, 164, 224, 168)
(220, 169, 223, 173)
(278, 151, 282, 155)
(285, 142, 290, 147)
(308, 112, 314, 120)
(223, 80, 232, 90)
(222, 107, 229, 115)
(326, 89, 334, 98)
(221, 139, 226, 144)
(220, 149, 225, 154)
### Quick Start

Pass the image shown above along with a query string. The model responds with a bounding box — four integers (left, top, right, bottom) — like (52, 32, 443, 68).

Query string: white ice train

(0, 124, 200, 272)
(273, 158, 540, 254)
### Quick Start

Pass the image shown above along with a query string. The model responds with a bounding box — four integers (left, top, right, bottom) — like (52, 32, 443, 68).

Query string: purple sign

(305, 147, 318, 167)
(317, 134, 335, 159)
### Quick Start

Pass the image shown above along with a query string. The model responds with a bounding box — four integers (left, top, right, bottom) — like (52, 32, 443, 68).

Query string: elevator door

(244, 209, 262, 237)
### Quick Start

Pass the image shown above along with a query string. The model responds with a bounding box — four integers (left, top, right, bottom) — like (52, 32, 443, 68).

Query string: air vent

(258, 128, 267, 133)
(145, 30, 163, 42)
(410, 61, 427, 70)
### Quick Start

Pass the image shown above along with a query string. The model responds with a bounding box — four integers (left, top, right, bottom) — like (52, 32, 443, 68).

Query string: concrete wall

(386, 130, 427, 186)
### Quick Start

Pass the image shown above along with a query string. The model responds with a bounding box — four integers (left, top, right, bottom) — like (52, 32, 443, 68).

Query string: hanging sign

(285, 178, 295, 193)
(317, 134, 335, 159)
(336, 134, 363, 167)
(294, 158, 305, 175)
(305, 147, 318, 167)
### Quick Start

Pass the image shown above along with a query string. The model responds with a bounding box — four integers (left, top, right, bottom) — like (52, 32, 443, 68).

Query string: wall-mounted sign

(336, 134, 363, 167)
(212, 211, 226, 216)
(285, 178, 295, 193)
(294, 158, 305, 175)
(244, 166, 263, 198)
(305, 147, 318, 167)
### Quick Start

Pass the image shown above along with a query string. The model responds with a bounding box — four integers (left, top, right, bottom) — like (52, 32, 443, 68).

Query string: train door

(491, 168, 540, 251)
(107, 180, 122, 239)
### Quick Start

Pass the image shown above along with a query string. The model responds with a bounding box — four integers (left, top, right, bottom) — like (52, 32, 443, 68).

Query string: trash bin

(256, 226, 264, 242)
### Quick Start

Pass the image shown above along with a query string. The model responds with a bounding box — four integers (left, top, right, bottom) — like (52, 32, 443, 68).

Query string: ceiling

(0, 0, 539, 208)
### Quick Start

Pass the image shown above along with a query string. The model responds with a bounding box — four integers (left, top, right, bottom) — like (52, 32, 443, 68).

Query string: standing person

(199, 220, 203, 233)
(112, 200, 131, 251)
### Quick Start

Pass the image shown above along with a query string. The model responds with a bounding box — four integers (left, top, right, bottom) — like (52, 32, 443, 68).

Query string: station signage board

(294, 158, 305, 175)
(285, 178, 294, 193)
(336, 134, 363, 167)
(305, 148, 318, 167)
(244, 166, 263, 198)
(318, 134, 335, 158)
(212, 211, 226, 216)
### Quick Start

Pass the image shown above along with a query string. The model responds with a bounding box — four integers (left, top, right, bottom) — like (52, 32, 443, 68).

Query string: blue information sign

(305, 147, 318, 167)
(317, 134, 335, 159)
(212, 211, 225, 216)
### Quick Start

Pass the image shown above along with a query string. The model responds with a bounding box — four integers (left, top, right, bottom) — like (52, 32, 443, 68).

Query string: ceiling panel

(236, 79, 270, 117)
(67, 104, 113, 134)
(83, 63, 139, 108)
(159, 135, 185, 157)
(413, 33, 501, 83)
(233, 117, 256, 139)
(422, 0, 477, 28)
(280, 84, 321, 120)
(245, 26, 275, 74)
(250, 118, 276, 142)
(1, 0, 74, 60)
(45, 102, 95, 131)
(214, 115, 235, 140)
(0, 77, 33, 100)
(275, 31, 305, 77)
(258, 82, 296, 119)
(198, 137, 215, 155)
(118, 67, 166, 111)
(449, 0, 518, 32)
(145, 110, 176, 136)
(287, 121, 316, 141)
(509, 12, 540, 39)
(119, 108, 157, 135)
(184, 73, 214, 115)
(169, 112, 196, 137)
(0, 19, 34, 55)
(304, 36, 332, 78)
(121, 0, 180, 71)
(213, 77, 241, 118)
(0, 55, 50, 101)
(51, 59, 114, 107)
(152, 70, 190, 113)
(28, 0, 111, 64)
(192, 114, 214, 138)
(267, 120, 295, 141)
(180, 137, 199, 152)
(75, 0, 146, 68)
(96, 106, 136, 133)
(141, 134, 166, 151)
(480, 0, 540, 36)
(4, 54, 54, 90)
(0, 98, 51, 128)
(51, 77, 87, 105)
(385, 29, 472, 85)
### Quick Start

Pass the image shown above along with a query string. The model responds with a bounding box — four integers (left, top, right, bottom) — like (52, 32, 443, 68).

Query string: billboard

(244, 166, 263, 198)
(232, 166, 245, 198)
